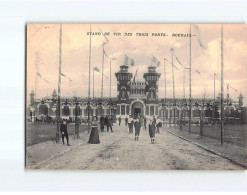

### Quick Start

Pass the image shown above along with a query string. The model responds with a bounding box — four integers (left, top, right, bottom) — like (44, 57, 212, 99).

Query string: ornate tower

(143, 66, 161, 103)
(115, 65, 133, 116)
(238, 92, 244, 108)
(52, 89, 57, 100)
(115, 65, 133, 102)
(30, 90, 35, 106)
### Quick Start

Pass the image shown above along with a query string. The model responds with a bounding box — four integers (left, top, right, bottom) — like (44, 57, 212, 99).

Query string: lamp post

(75, 101, 80, 138)
(170, 48, 176, 128)
(101, 42, 107, 99)
(110, 58, 117, 98)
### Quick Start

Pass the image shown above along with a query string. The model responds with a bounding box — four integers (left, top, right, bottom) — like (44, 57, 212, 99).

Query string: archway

(39, 104, 48, 116)
(131, 101, 144, 119)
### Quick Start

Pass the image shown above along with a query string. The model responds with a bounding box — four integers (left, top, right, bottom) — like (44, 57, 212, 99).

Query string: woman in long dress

(88, 116, 100, 144)
(149, 119, 155, 144)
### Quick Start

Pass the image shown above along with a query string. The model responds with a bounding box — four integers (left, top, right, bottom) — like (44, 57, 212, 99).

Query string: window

(155, 106, 159, 115)
(150, 106, 154, 116)
(117, 105, 120, 115)
(146, 106, 149, 115)
(193, 108, 201, 118)
(121, 105, 125, 115)
(150, 91, 154, 99)
(126, 105, 129, 115)
(121, 90, 126, 99)
(63, 106, 70, 116)
(39, 105, 48, 115)
(85, 106, 93, 116)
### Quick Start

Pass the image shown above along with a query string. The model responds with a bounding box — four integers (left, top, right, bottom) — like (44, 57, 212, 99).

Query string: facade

(115, 64, 161, 119)
(27, 64, 245, 124)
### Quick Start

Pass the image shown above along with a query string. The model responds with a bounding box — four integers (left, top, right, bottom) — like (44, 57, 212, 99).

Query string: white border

(0, 0, 246, 192)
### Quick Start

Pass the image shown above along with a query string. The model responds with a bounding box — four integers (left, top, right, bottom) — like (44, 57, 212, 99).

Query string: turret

(143, 66, 161, 102)
(52, 89, 57, 99)
(115, 65, 133, 102)
(238, 92, 244, 107)
(30, 90, 35, 106)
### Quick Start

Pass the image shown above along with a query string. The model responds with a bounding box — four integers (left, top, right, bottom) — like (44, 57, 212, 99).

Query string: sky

(26, 24, 247, 106)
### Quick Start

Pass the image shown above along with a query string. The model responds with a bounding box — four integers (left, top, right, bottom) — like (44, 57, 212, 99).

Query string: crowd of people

(60, 115, 163, 146)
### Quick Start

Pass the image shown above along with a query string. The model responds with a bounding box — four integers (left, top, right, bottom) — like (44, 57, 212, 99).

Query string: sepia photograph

(25, 23, 247, 170)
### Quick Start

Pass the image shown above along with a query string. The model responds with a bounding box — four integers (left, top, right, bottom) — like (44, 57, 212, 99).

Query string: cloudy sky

(27, 24, 247, 105)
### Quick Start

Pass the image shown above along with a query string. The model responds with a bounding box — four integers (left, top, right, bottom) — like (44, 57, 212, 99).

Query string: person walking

(88, 116, 100, 144)
(149, 119, 156, 144)
(118, 116, 121, 126)
(107, 115, 113, 132)
(153, 116, 157, 133)
(156, 118, 162, 134)
(60, 119, 71, 146)
(100, 115, 105, 132)
(134, 119, 141, 141)
(125, 116, 128, 126)
(128, 119, 134, 134)
(143, 117, 147, 130)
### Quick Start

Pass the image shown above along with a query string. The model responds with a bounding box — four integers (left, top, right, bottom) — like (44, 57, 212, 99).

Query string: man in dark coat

(153, 116, 157, 133)
(143, 117, 147, 130)
(107, 116, 113, 132)
(128, 119, 134, 134)
(149, 119, 155, 144)
(125, 117, 128, 126)
(100, 115, 105, 132)
(60, 119, 71, 146)
(118, 116, 121, 126)
(134, 119, 141, 141)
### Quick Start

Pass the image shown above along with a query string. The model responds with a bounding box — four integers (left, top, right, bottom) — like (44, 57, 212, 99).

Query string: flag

(175, 56, 185, 68)
(133, 69, 137, 82)
(98, 28, 109, 42)
(131, 58, 135, 66)
(36, 72, 49, 83)
(93, 67, 108, 79)
(93, 67, 100, 72)
(124, 55, 135, 66)
(195, 70, 200, 75)
(164, 58, 179, 70)
(192, 24, 207, 49)
(229, 85, 237, 93)
(152, 56, 160, 67)
(104, 50, 109, 58)
(60, 72, 72, 84)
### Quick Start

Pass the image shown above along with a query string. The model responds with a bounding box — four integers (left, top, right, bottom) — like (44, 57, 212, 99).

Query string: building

(115, 64, 161, 119)
(27, 64, 245, 124)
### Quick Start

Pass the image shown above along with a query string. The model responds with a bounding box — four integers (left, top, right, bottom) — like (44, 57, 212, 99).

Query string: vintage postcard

(26, 24, 247, 170)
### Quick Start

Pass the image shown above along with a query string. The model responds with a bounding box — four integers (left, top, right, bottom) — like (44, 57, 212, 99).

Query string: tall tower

(143, 66, 161, 103)
(115, 65, 133, 116)
(238, 92, 244, 108)
(30, 90, 35, 106)
(115, 65, 133, 102)
(52, 89, 57, 100)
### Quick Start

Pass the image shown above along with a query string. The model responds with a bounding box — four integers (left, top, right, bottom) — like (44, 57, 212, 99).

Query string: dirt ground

(27, 123, 244, 170)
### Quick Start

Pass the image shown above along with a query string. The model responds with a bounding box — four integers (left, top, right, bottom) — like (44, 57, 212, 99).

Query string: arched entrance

(131, 101, 144, 119)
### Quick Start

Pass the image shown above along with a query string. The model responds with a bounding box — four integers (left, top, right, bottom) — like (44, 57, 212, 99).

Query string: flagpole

(101, 42, 105, 99)
(189, 24, 192, 134)
(56, 24, 62, 143)
(92, 30, 95, 100)
(214, 73, 216, 104)
(164, 58, 167, 126)
(88, 24, 92, 133)
(35, 73, 37, 99)
(183, 67, 185, 99)
(220, 24, 224, 146)
(170, 48, 176, 128)
(110, 59, 112, 98)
